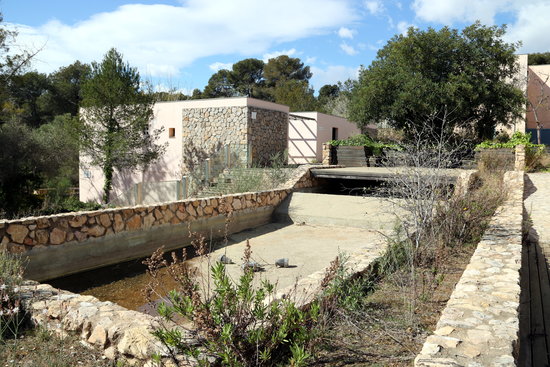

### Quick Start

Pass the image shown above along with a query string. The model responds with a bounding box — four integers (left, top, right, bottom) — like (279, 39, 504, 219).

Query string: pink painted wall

(288, 112, 361, 164)
(79, 101, 186, 203)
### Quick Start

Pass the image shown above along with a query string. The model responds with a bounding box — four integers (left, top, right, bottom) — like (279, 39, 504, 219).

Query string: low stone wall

(415, 170, 524, 366)
(1, 165, 324, 281)
(20, 281, 192, 366)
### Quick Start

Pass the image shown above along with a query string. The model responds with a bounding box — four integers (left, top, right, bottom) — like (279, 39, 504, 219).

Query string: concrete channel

(51, 192, 406, 311)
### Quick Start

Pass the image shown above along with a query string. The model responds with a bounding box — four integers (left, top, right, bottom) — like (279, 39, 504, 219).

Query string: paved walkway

(520, 173, 550, 366)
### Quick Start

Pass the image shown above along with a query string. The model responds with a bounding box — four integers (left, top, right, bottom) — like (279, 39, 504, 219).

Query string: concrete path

(275, 192, 405, 230)
(525, 173, 550, 252)
(191, 223, 387, 294)
(521, 173, 550, 366)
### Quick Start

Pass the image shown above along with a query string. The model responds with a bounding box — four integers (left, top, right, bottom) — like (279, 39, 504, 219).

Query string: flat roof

(156, 97, 290, 113)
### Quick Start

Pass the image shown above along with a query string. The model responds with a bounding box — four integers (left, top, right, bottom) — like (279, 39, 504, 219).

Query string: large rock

(7, 224, 28, 243)
(50, 228, 67, 245)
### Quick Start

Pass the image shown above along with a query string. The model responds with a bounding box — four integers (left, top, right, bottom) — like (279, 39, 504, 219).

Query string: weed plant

(0, 251, 25, 342)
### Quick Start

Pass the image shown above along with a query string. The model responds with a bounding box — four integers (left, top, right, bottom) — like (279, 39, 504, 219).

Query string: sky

(2, 0, 550, 95)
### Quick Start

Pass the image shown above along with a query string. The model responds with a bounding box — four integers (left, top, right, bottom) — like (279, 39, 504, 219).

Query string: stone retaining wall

(1, 165, 324, 281)
(20, 281, 192, 366)
(415, 170, 524, 366)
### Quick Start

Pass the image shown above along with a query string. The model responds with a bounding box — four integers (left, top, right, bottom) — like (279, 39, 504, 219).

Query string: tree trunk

(102, 162, 113, 204)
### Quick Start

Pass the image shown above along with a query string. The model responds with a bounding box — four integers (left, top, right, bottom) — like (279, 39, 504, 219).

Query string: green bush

(475, 131, 543, 150)
(327, 134, 400, 155)
(150, 244, 319, 367)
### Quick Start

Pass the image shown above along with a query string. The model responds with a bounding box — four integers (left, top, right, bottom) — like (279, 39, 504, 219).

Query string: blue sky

(3, 0, 550, 94)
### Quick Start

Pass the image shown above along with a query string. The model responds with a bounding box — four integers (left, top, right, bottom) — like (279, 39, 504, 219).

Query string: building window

(83, 169, 91, 179)
(332, 127, 338, 140)
(169, 128, 175, 138)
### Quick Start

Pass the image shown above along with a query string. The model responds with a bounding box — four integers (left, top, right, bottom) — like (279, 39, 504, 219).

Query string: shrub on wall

(327, 134, 399, 155)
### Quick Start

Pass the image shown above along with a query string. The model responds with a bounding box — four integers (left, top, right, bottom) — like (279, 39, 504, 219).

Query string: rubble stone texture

(181, 106, 288, 169)
(415, 171, 524, 367)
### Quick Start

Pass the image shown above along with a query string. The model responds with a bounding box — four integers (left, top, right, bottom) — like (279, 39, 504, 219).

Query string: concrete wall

(288, 112, 360, 164)
(498, 54, 528, 136)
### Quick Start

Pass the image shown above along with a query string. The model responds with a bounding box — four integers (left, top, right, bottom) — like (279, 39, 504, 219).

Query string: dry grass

(312, 235, 475, 366)
(0, 327, 123, 367)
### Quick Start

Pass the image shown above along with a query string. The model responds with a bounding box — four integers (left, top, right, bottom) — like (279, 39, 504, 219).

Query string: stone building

(79, 97, 360, 204)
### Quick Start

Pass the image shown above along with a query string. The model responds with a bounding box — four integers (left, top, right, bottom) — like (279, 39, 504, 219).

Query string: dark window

(332, 127, 338, 140)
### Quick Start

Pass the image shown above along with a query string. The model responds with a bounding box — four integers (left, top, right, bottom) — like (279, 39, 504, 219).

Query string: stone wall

(248, 107, 288, 164)
(20, 281, 193, 366)
(181, 106, 248, 171)
(415, 170, 524, 366)
(181, 105, 288, 170)
(0, 165, 330, 281)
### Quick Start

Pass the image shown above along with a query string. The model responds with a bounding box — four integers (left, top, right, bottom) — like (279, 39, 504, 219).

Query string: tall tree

(348, 23, 524, 141)
(42, 61, 91, 117)
(272, 79, 317, 112)
(528, 52, 550, 66)
(80, 48, 164, 203)
(230, 58, 265, 98)
(263, 55, 312, 88)
(203, 69, 236, 98)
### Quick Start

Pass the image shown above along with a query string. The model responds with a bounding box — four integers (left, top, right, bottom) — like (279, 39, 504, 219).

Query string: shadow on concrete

(518, 203, 550, 367)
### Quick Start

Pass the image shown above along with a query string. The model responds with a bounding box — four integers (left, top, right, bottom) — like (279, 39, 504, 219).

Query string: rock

(420, 342, 441, 356)
(87, 226, 106, 237)
(126, 215, 142, 230)
(232, 198, 242, 210)
(466, 329, 492, 344)
(113, 213, 124, 232)
(7, 224, 28, 243)
(69, 216, 87, 228)
(88, 324, 108, 347)
(104, 346, 116, 360)
(74, 231, 88, 241)
(143, 213, 155, 228)
(8, 243, 27, 253)
(117, 327, 153, 360)
(434, 326, 455, 336)
(186, 204, 197, 217)
(50, 228, 67, 245)
(426, 335, 461, 349)
(461, 343, 482, 358)
(99, 214, 112, 227)
(36, 218, 50, 229)
(163, 210, 174, 223)
(154, 208, 164, 220)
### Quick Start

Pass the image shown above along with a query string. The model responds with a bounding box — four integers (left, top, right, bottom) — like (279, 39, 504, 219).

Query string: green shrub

(149, 242, 319, 367)
(327, 134, 400, 155)
(475, 131, 542, 150)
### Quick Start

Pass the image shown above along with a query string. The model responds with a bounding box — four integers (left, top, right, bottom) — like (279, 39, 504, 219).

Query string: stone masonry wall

(248, 107, 288, 165)
(181, 106, 248, 170)
(415, 170, 524, 367)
